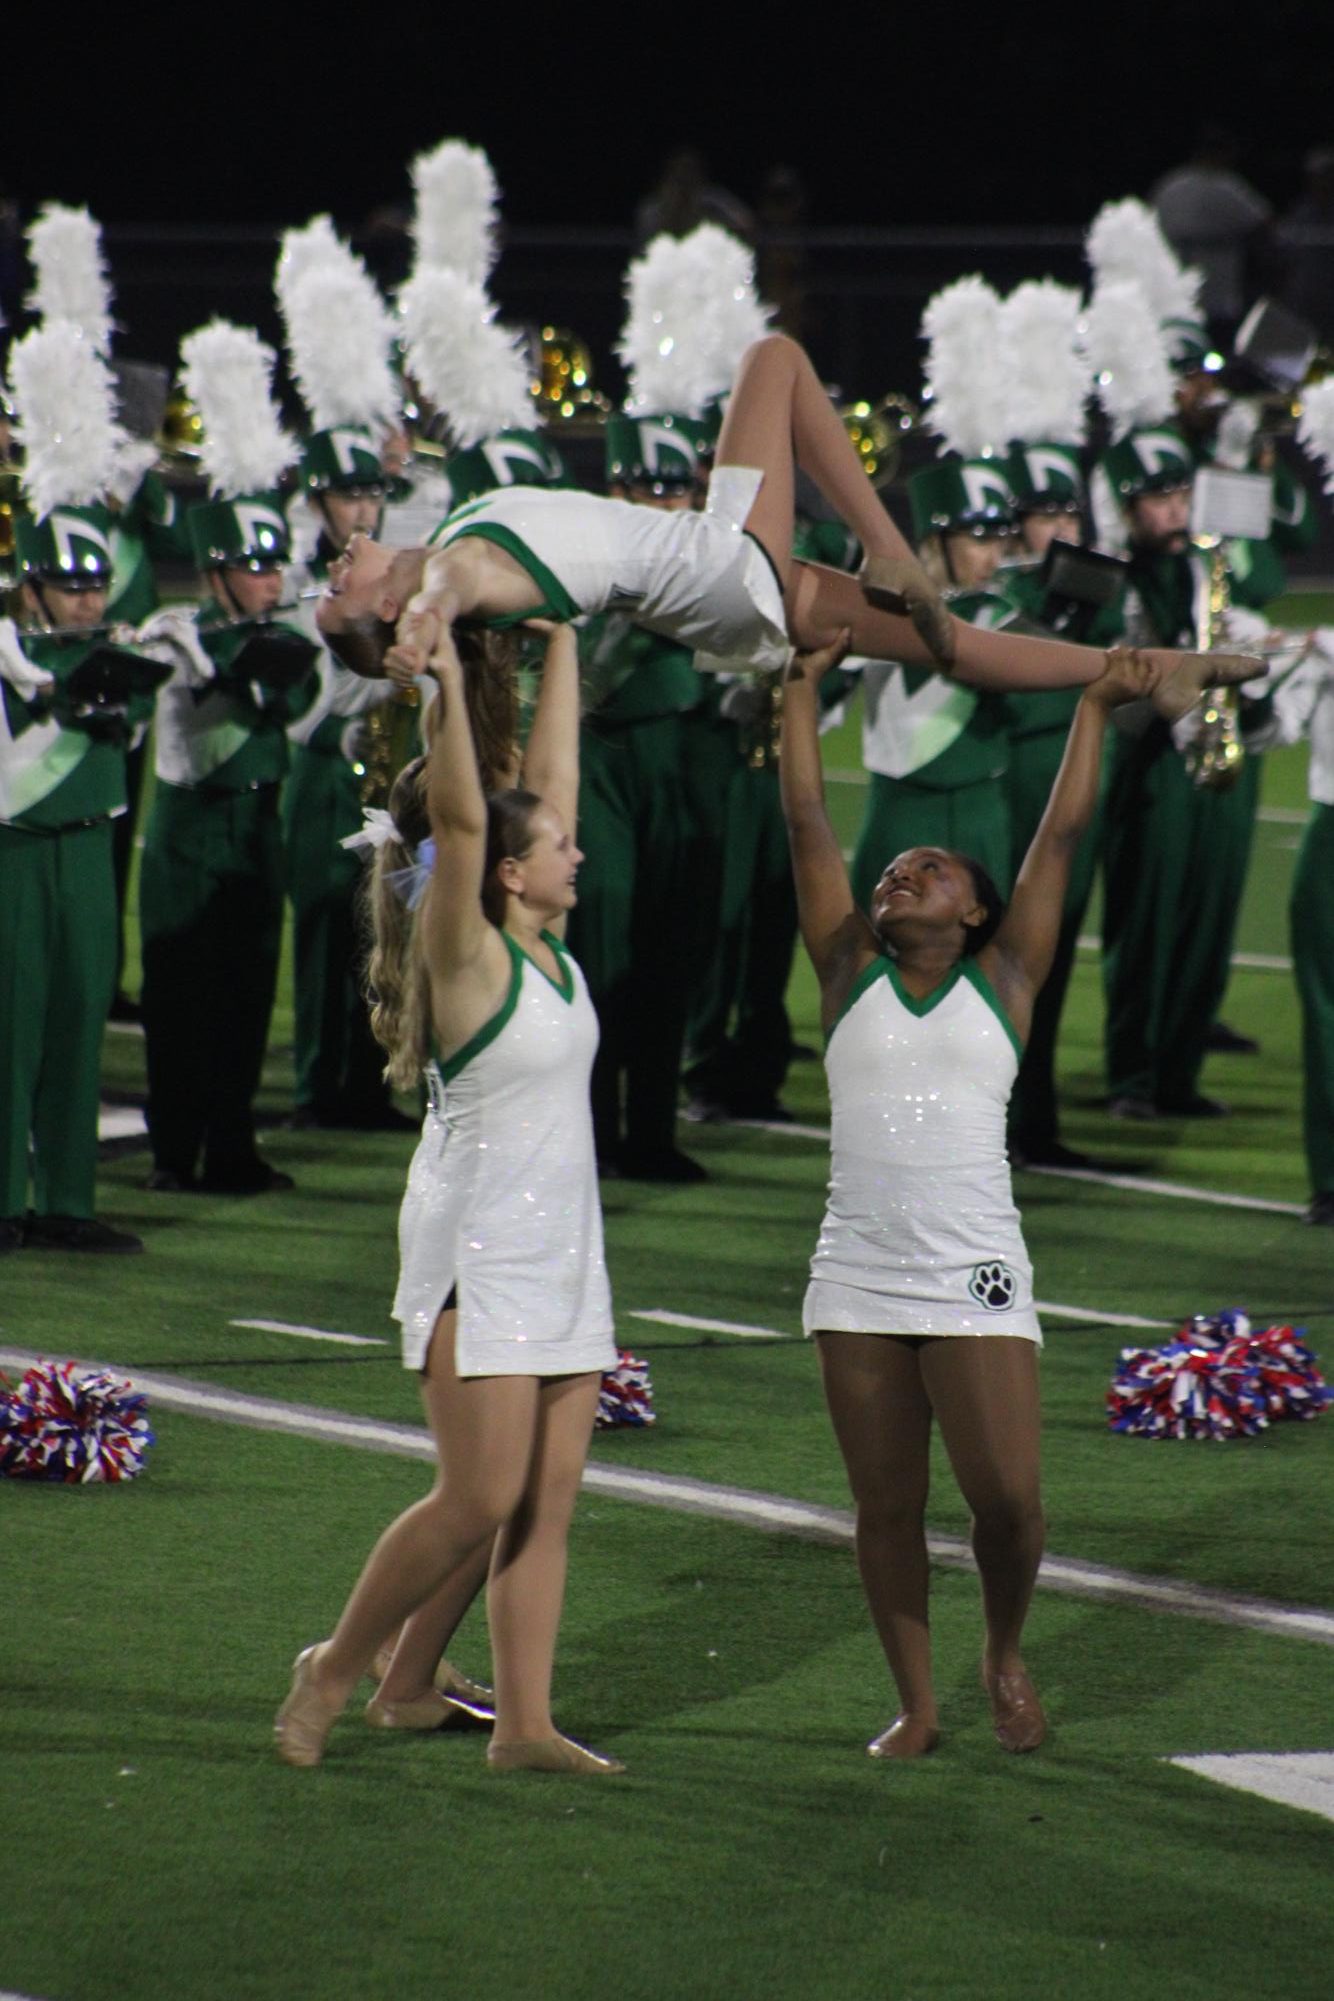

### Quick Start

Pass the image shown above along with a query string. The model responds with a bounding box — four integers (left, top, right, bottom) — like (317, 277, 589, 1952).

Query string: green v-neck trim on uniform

(960, 958, 1024, 1062)
(825, 954, 965, 1048)
(444, 520, 579, 628)
(434, 938, 524, 1084)
(824, 953, 1022, 1060)
(886, 957, 963, 1018)
(511, 926, 575, 1003)
(825, 956, 891, 1048)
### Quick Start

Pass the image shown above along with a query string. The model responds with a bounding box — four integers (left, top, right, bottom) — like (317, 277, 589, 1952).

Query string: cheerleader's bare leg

(920, 1337, 1047, 1751)
(485, 1369, 603, 1746)
(715, 333, 918, 592)
(816, 1331, 941, 1756)
(784, 560, 1260, 707)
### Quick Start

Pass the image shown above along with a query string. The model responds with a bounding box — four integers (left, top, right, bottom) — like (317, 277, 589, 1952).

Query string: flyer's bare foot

(1146, 648, 1263, 722)
(860, 554, 956, 668)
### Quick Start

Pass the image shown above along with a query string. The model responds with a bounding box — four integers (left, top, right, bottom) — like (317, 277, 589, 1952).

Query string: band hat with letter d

(300, 425, 386, 496)
(442, 428, 571, 508)
(998, 279, 1090, 512)
(178, 319, 296, 570)
(909, 457, 1017, 539)
(14, 503, 117, 588)
(915, 275, 1016, 537)
(605, 412, 712, 491)
(6, 316, 128, 587)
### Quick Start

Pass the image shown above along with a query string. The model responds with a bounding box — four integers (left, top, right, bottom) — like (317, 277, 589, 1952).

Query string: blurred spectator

(1281, 146, 1334, 342)
(756, 165, 810, 342)
(635, 148, 753, 247)
(0, 191, 22, 334)
(1152, 126, 1272, 340)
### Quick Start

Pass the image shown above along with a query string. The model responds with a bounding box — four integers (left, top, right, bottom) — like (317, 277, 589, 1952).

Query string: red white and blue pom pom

(596, 1351, 656, 1429)
(1107, 1311, 1331, 1441)
(0, 1360, 154, 1482)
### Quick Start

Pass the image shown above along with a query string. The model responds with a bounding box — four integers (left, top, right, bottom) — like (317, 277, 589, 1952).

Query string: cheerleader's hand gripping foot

(486, 1733, 626, 1775)
(1145, 648, 1265, 723)
(866, 1714, 941, 1760)
(859, 554, 956, 668)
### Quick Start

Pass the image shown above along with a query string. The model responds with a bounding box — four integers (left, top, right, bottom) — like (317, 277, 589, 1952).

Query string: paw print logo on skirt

(969, 1261, 1017, 1311)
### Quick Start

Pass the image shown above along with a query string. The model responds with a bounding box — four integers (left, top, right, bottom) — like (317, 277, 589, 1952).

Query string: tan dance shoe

(866, 1715, 941, 1760)
(486, 1733, 626, 1776)
(981, 1662, 1047, 1753)
(859, 554, 956, 668)
(370, 1648, 495, 1709)
(1145, 648, 1263, 722)
(364, 1690, 485, 1732)
(435, 1659, 494, 1707)
(274, 1645, 342, 1768)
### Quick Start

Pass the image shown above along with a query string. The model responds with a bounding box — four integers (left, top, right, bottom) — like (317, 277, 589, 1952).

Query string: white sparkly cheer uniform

(429, 470, 791, 675)
(804, 955, 1041, 1344)
(394, 930, 617, 1377)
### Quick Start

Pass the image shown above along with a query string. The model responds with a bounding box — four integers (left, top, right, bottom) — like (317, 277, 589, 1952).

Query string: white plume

(1081, 278, 1175, 438)
(618, 225, 771, 417)
(8, 319, 127, 516)
(410, 140, 500, 282)
(1297, 377, 1334, 495)
(1000, 280, 1089, 446)
(284, 263, 398, 433)
(26, 204, 115, 352)
(921, 275, 1007, 457)
(399, 269, 532, 447)
(274, 215, 366, 327)
(1086, 197, 1202, 332)
(180, 320, 295, 496)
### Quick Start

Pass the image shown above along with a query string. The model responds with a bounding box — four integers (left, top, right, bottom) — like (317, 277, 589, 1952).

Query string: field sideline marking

(631, 1309, 791, 1339)
(229, 1318, 387, 1348)
(631, 1302, 1169, 1336)
(3, 1343, 1330, 1653)
(1170, 1752, 1334, 1826)
(719, 1115, 1307, 1217)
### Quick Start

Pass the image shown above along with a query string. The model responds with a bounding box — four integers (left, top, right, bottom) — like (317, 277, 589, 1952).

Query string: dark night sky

(9, 7, 1334, 233)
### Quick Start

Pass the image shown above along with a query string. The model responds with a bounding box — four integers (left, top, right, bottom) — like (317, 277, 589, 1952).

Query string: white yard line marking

(630, 1308, 792, 1339)
(3, 1344, 1331, 1651)
(1034, 1301, 1171, 1330)
(724, 1116, 835, 1141)
(1026, 1163, 1306, 1217)
(712, 1114, 1306, 1218)
(229, 1318, 387, 1348)
(1170, 1752, 1334, 1825)
(97, 1105, 147, 1141)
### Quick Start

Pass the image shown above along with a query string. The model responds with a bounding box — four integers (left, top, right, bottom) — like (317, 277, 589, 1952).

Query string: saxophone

(1185, 538, 1243, 791)
(357, 687, 422, 808)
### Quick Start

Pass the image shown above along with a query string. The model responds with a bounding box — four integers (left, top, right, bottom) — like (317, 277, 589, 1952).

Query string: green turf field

(3, 630, 1332, 2001)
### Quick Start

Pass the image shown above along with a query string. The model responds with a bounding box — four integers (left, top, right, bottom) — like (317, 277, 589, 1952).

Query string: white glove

(0, 619, 56, 700)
